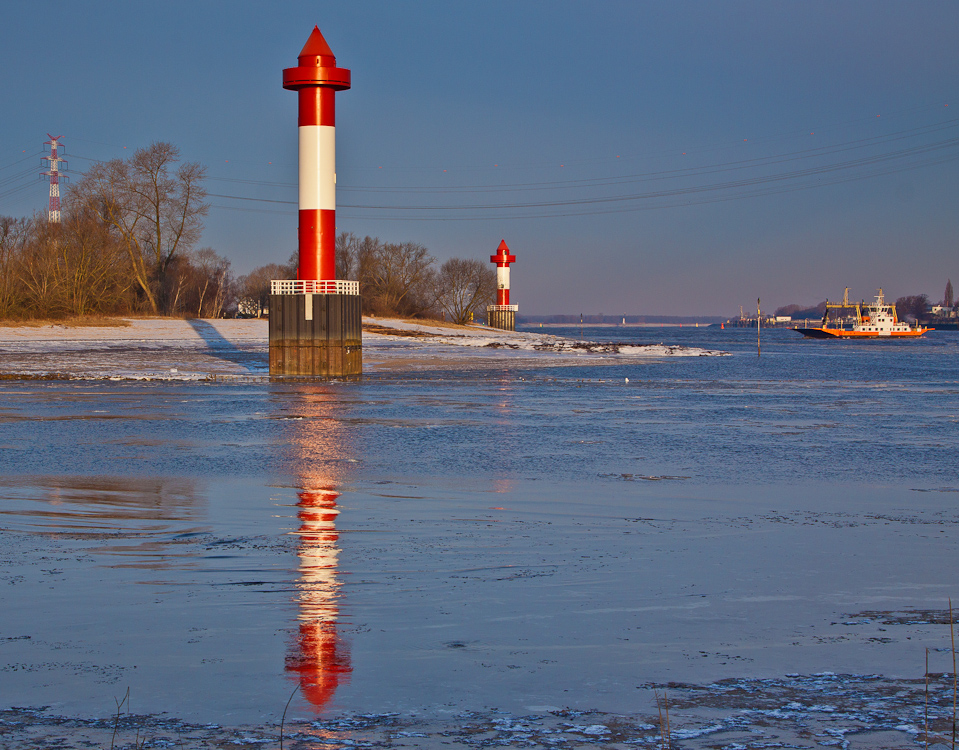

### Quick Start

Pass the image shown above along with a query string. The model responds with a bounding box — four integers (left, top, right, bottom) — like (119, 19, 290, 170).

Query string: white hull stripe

(299, 125, 336, 211)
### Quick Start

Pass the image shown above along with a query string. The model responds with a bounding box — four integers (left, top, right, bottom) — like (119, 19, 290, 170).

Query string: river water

(2, 326, 959, 738)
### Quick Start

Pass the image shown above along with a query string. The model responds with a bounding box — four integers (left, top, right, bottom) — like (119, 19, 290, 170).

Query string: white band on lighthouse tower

(299, 125, 336, 211)
(497, 266, 510, 290)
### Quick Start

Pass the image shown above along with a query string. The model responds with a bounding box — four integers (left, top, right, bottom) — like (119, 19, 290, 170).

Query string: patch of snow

(895, 723, 920, 735)
(563, 723, 610, 735)
(671, 723, 726, 739)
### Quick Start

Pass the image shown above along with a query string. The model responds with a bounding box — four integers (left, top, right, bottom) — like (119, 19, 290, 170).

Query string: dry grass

(363, 323, 430, 338)
(365, 315, 488, 331)
(0, 315, 131, 328)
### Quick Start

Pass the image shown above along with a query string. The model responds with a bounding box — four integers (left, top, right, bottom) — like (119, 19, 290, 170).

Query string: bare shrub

(435, 257, 495, 324)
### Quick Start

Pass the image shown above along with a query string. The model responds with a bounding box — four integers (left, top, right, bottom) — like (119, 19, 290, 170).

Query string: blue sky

(2, 1, 958, 315)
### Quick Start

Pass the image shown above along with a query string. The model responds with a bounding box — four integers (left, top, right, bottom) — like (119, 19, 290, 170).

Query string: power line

(337, 118, 959, 194)
(0, 151, 44, 174)
(36, 100, 959, 223)
(204, 130, 959, 218)
(208, 193, 295, 205)
(337, 151, 959, 221)
(0, 165, 39, 190)
(0, 180, 45, 203)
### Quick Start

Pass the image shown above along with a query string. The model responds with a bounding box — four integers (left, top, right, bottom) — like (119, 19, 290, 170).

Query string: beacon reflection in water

(282, 387, 353, 711)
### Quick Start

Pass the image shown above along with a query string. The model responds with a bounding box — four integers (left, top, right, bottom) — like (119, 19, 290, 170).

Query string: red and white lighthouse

(487, 239, 518, 331)
(283, 26, 351, 282)
(490, 239, 516, 306)
(270, 26, 362, 378)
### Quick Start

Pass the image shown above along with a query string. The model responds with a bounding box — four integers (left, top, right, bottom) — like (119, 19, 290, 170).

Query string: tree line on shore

(0, 141, 495, 324)
(10, 139, 951, 326)
(237, 234, 495, 324)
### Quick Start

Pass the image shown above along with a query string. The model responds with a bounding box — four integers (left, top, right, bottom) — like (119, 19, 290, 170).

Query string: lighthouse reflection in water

(282, 387, 352, 711)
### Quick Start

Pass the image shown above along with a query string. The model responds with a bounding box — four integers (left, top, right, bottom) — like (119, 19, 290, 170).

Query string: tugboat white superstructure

(797, 288, 932, 339)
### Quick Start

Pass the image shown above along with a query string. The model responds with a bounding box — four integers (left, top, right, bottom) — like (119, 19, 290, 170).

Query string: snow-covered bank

(0, 318, 267, 380)
(365, 317, 724, 356)
(0, 317, 724, 379)
(362, 317, 724, 372)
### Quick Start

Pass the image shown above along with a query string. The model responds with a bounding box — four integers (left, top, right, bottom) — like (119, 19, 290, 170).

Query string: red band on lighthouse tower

(284, 26, 351, 281)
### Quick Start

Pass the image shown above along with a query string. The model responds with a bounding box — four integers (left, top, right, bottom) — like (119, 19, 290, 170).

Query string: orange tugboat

(797, 288, 933, 339)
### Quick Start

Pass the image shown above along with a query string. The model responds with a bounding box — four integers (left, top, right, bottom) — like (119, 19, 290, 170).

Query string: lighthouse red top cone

(284, 26, 351, 281)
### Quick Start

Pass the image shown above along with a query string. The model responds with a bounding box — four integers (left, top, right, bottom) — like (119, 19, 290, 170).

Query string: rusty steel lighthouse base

(269, 283, 362, 378)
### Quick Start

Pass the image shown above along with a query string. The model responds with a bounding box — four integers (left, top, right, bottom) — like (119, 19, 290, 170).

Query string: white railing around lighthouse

(271, 279, 360, 295)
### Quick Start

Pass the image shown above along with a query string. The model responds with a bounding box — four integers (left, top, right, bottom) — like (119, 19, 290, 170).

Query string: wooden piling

(487, 308, 516, 331)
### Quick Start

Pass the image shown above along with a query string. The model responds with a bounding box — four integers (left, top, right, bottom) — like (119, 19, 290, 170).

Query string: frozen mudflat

(2, 324, 959, 749)
(0, 317, 721, 381)
(360, 317, 724, 368)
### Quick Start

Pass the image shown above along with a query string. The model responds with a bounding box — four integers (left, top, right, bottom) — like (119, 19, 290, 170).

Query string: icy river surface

(2, 326, 959, 746)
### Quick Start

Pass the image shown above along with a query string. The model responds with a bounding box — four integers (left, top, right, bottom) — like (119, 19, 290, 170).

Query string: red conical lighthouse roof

(490, 239, 516, 265)
(298, 25, 337, 66)
(283, 25, 351, 91)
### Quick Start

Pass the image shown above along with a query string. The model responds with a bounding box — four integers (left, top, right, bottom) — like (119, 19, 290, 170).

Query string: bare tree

(895, 294, 930, 320)
(365, 241, 436, 316)
(335, 231, 358, 280)
(0, 210, 135, 320)
(352, 235, 378, 291)
(435, 258, 495, 324)
(236, 262, 289, 317)
(284, 250, 298, 279)
(0, 216, 32, 316)
(71, 142, 209, 313)
(249, 226, 536, 325)
(60, 208, 133, 316)
(191, 248, 232, 318)
(18, 220, 65, 316)
(164, 248, 233, 318)
(945, 279, 954, 308)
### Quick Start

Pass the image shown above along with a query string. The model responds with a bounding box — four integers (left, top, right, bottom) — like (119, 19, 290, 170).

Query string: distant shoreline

(519, 318, 724, 326)
(521, 322, 717, 328)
